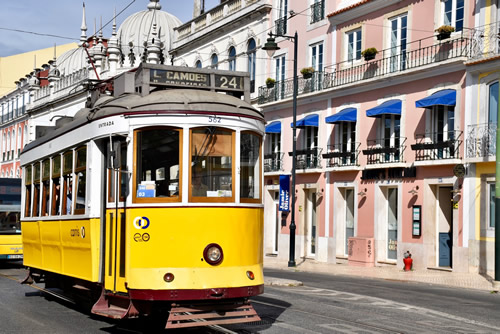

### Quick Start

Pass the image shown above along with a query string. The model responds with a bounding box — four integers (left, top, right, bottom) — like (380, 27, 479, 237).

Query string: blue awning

(366, 100, 402, 117)
(265, 121, 281, 133)
(291, 114, 319, 128)
(415, 89, 456, 108)
(325, 108, 357, 124)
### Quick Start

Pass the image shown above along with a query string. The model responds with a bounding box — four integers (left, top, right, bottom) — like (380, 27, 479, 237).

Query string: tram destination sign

(150, 69, 244, 91)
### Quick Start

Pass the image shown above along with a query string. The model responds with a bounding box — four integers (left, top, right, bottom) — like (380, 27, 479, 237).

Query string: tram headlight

(203, 243, 223, 266)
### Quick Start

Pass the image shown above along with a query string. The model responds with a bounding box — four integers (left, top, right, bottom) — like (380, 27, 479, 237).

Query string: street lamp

(262, 31, 298, 267)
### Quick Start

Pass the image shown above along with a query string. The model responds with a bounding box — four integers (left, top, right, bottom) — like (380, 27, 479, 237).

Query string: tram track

(251, 298, 402, 334)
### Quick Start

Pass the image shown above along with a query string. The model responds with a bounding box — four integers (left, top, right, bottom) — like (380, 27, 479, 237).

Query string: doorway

(305, 190, 317, 257)
(437, 186, 453, 267)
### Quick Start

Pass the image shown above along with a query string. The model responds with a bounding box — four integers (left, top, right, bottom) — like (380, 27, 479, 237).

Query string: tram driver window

(190, 127, 234, 201)
(135, 128, 181, 202)
(240, 132, 261, 202)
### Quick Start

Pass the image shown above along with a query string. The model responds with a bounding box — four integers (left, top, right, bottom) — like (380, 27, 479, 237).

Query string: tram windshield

(191, 127, 233, 199)
(0, 179, 21, 235)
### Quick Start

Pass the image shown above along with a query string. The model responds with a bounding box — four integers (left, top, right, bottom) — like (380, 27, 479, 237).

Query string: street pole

(289, 31, 298, 268)
(495, 81, 500, 288)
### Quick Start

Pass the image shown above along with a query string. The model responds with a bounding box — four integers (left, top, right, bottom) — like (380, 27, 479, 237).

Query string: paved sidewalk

(264, 257, 499, 292)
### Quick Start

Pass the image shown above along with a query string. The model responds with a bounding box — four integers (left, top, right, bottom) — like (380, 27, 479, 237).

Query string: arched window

(489, 81, 498, 124)
(247, 39, 256, 93)
(211, 54, 218, 69)
(228, 46, 236, 71)
(195, 60, 202, 68)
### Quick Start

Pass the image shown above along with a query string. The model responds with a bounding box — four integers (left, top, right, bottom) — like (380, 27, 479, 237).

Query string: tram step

(91, 289, 139, 320)
(166, 302, 261, 329)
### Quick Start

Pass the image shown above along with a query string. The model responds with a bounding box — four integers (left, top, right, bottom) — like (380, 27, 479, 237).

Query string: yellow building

(0, 43, 77, 96)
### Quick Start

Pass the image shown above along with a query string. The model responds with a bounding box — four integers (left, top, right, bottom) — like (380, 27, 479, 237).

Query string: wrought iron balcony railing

(288, 147, 323, 169)
(264, 152, 284, 173)
(466, 123, 496, 159)
(362, 137, 407, 165)
(275, 17, 287, 36)
(411, 130, 462, 161)
(469, 21, 500, 61)
(310, 0, 325, 24)
(322, 143, 360, 168)
(259, 34, 472, 104)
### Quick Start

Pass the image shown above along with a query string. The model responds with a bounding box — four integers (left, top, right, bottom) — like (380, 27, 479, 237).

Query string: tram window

(190, 127, 234, 201)
(240, 132, 261, 202)
(41, 159, 50, 216)
(134, 128, 181, 202)
(24, 166, 32, 217)
(33, 163, 41, 217)
(62, 151, 73, 215)
(51, 155, 61, 216)
(74, 146, 86, 215)
(108, 141, 128, 203)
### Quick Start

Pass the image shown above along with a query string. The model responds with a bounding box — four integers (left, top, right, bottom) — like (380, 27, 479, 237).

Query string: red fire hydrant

(403, 251, 413, 271)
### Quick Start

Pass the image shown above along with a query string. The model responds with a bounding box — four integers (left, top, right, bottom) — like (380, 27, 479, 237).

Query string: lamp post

(262, 31, 298, 267)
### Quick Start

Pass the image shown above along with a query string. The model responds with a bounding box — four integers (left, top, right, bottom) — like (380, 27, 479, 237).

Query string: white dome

(56, 47, 88, 76)
(118, 0, 181, 63)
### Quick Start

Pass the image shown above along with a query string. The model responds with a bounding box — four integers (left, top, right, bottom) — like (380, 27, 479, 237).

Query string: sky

(0, 0, 221, 57)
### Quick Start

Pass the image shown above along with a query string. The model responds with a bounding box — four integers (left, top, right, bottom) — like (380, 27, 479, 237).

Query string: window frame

(51, 154, 62, 216)
(62, 150, 73, 215)
(24, 165, 32, 217)
(240, 131, 262, 204)
(132, 126, 183, 204)
(188, 127, 235, 203)
(73, 146, 87, 215)
(345, 28, 362, 62)
(441, 0, 464, 32)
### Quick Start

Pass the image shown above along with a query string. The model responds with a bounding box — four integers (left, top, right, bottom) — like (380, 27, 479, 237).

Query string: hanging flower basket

(435, 25, 454, 40)
(266, 78, 276, 88)
(300, 67, 315, 79)
(361, 47, 378, 61)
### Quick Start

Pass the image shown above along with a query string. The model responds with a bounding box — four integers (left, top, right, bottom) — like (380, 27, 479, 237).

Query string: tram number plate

(208, 116, 221, 123)
(7, 255, 23, 259)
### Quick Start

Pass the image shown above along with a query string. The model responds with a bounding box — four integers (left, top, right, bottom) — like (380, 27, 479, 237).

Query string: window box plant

(300, 67, 315, 79)
(266, 77, 276, 88)
(361, 47, 378, 61)
(435, 25, 454, 40)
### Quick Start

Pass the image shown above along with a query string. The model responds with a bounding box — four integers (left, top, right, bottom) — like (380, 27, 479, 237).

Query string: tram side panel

(23, 218, 101, 282)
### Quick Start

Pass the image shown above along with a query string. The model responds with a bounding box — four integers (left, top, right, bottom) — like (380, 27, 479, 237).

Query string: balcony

(411, 131, 462, 161)
(322, 143, 360, 168)
(310, 0, 325, 24)
(264, 152, 284, 173)
(469, 21, 500, 62)
(466, 123, 496, 159)
(259, 34, 471, 104)
(288, 147, 322, 170)
(362, 137, 406, 165)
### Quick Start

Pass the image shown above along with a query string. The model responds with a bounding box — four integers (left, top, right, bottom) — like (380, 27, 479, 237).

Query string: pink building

(261, 0, 473, 271)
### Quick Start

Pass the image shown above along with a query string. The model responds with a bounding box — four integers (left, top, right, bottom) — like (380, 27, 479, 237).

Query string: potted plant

(435, 25, 455, 40)
(361, 47, 378, 61)
(300, 67, 315, 79)
(266, 77, 276, 88)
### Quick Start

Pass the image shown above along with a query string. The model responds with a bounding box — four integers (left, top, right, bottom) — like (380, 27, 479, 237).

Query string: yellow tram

(20, 64, 264, 328)
(0, 178, 23, 261)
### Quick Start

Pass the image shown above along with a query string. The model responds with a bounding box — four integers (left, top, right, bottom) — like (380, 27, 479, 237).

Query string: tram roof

(22, 88, 264, 154)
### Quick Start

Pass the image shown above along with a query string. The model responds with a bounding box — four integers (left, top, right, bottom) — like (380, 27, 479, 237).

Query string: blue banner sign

(279, 175, 290, 212)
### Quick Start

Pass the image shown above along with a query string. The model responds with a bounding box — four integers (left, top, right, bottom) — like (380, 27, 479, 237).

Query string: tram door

(104, 139, 128, 293)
